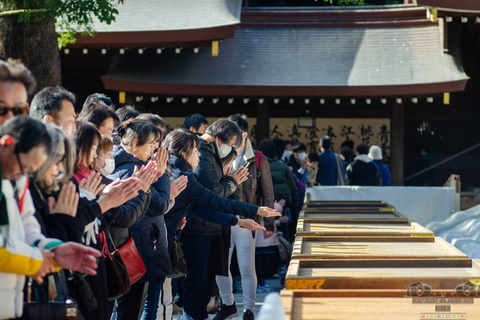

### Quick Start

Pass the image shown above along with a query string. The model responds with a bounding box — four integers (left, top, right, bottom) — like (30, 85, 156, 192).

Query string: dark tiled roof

(102, 24, 468, 97)
(61, 0, 243, 47)
(71, 0, 242, 32)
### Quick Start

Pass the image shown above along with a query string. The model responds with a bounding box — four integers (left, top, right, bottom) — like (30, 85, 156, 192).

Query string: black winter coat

(29, 179, 84, 243)
(346, 157, 382, 186)
(100, 175, 152, 249)
(164, 155, 258, 248)
(183, 138, 255, 236)
(109, 147, 172, 281)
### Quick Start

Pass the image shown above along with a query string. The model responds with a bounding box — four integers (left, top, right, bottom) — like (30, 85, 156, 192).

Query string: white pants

(216, 225, 257, 311)
(156, 277, 173, 320)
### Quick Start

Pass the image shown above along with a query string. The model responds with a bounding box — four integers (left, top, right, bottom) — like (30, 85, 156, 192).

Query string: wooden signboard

(291, 237, 467, 260)
(299, 210, 409, 224)
(285, 258, 478, 290)
(281, 290, 480, 320)
(296, 221, 434, 238)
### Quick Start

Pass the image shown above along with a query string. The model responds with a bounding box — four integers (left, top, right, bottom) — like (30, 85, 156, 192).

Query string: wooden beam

(391, 101, 404, 186)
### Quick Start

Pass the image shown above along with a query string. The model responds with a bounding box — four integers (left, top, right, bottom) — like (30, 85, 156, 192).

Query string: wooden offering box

(296, 221, 434, 238)
(305, 200, 392, 208)
(303, 201, 396, 212)
(291, 236, 468, 260)
(298, 210, 409, 224)
(281, 290, 480, 320)
(285, 258, 478, 290)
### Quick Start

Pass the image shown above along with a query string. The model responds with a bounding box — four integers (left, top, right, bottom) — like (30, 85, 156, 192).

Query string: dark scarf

(0, 164, 9, 247)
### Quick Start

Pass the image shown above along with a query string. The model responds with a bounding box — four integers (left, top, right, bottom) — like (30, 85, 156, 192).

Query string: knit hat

(368, 145, 383, 160)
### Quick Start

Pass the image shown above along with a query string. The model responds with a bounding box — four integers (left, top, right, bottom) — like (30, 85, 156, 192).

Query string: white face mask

(216, 140, 232, 159)
(98, 157, 115, 176)
(283, 150, 293, 159)
(296, 152, 307, 161)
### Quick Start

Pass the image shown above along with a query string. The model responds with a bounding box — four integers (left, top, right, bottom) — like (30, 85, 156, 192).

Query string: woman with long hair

(162, 128, 279, 320)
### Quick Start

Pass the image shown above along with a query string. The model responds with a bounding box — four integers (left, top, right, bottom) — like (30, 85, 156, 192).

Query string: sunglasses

(0, 105, 28, 116)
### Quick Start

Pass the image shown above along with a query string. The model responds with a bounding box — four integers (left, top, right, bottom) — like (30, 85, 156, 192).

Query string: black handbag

(21, 272, 79, 320)
(66, 271, 97, 313)
(104, 231, 131, 300)
(166, 235, 188, 278)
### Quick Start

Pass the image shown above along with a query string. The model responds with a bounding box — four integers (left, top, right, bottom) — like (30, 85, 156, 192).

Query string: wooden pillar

(390, 101, 404, 186)
(256, 100, 270, 144)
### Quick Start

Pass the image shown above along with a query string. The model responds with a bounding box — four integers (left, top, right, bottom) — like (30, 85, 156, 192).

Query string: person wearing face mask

(94, 135, 116, 177)
(280, 140, 292, 163)
(287, 142, 309, 185)
(182, 118, 254, 320)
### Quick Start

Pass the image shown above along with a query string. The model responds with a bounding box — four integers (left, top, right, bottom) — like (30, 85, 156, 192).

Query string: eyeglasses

(0, 105, 28, 116)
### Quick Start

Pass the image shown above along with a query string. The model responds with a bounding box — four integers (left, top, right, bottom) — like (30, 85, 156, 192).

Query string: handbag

(277, 231, 293, 261)
(117, 236, 146, 284)
(22, 272, 79, 320)
(166, 235, 188, 278)
(105, 231, 131, 300)
(66, 270, 97, 313)
(107, 230, 146, 284)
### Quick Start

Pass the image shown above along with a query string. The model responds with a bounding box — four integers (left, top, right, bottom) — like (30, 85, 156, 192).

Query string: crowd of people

(0, 58, 393, 320)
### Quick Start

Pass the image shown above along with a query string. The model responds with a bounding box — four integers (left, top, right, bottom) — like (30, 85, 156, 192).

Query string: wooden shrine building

(61, 0, 480, 188)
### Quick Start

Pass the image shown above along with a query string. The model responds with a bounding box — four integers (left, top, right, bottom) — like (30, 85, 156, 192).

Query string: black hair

(205, 118, 242, 148)
(308, 152, 320, 162)
(272, 138, 285, 160)
(118, 119, 162, 148)
(74, 121, 101, 171)
(356, 144, 369, 155)
(77, 102, 120, 129)
(292, 142, 307, 153)
(163, 128, 200, 159)
(228, 114, 248, 132)
(320, 136, 332, 150)
(30, 86, 76, 120)
(136, 113, 167, 141)
(341, 140, 354, 150)
(116, 105, 140, 123)
(0, 59, 36, 95)
(182, 113, 208, 131)
(341, 146, 354, 161)
(257, 139, 277, 159)
(83, 93, 112, 109)
(0, 116, 51, 154)
(283, 140, 292, 147)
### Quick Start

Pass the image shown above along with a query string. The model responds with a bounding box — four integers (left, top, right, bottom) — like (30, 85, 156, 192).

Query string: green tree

(0, 0, 123, 91)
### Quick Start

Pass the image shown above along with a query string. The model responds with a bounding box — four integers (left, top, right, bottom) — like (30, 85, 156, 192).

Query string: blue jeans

(141, 278, 165, 320)
(182, 234, 213, 320)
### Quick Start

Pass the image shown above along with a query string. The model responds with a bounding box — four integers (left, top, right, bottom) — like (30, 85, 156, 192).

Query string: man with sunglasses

(0, 59, 35, 126)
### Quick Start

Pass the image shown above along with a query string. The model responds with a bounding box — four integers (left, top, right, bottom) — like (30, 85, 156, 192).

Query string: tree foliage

(0, 0, 123, 48)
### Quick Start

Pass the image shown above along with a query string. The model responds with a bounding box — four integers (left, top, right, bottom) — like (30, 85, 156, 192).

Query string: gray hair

(32, 122, 76, 194)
